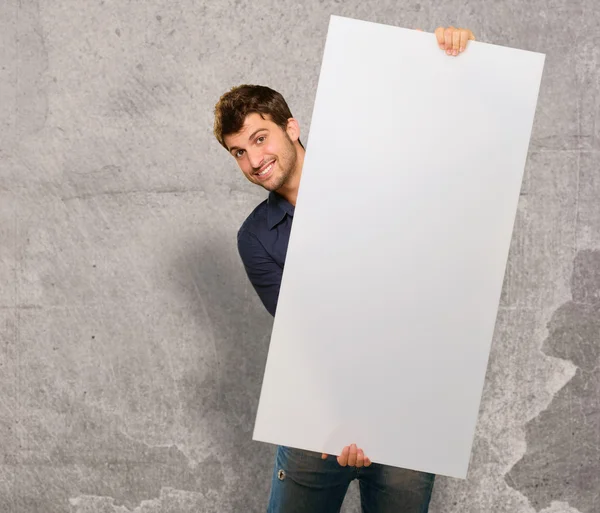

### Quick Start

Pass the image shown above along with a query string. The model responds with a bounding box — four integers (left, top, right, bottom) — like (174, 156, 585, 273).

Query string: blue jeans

(267, 446, 435, 513)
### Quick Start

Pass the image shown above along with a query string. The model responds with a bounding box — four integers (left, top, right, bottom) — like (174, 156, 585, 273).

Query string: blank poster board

(253, 15, 545, 479)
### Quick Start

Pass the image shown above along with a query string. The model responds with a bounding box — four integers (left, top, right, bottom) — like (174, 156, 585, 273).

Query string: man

(213, 26, 476, 513)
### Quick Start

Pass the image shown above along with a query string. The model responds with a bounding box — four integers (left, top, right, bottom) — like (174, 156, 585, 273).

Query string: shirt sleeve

(237, 230, 283, 317)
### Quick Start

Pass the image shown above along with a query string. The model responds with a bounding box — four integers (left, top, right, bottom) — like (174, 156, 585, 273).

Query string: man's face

(224, 113, 299, 192)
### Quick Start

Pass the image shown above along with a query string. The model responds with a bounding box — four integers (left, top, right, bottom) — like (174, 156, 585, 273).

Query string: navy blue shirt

(237, 191, 295, 316)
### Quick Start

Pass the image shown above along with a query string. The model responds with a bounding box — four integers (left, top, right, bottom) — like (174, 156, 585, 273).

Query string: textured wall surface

(1, 0, 598, 512)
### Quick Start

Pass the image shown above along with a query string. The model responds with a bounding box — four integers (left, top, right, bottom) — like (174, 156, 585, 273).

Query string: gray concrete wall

(0, 0, 598, 512)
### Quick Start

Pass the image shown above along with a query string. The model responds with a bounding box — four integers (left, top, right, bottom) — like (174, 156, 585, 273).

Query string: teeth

(258, 161, 274, 176)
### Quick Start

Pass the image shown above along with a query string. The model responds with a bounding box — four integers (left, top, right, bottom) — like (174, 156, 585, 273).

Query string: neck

(275, 143, 305, 207)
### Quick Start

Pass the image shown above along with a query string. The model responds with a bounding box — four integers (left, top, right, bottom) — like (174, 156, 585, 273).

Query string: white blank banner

(253, 15, 545, 479)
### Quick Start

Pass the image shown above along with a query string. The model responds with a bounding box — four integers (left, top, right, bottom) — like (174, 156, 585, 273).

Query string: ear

(285, 118, 301, 143)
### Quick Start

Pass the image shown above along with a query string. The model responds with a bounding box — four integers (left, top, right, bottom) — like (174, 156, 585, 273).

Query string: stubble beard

(262, 137, 298, 193)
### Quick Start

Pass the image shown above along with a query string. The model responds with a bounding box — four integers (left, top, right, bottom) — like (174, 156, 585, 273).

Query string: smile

(255, 160, 275, 180)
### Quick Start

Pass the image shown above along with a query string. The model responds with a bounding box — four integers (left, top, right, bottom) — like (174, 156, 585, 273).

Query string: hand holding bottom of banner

(322, 443, 372, 467)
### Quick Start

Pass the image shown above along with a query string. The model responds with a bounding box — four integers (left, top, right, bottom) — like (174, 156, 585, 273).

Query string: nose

(247, 146, 265, 171)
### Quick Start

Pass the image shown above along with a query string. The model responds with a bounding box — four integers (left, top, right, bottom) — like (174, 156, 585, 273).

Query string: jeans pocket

(276, 446, 351, 489)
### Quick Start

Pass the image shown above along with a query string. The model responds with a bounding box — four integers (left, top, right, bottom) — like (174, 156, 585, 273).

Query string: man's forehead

(225, 113, 274, 148)
(239, 112, 273, 131)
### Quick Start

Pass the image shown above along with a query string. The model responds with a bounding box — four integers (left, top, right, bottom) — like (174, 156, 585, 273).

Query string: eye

(257, 135, 266, 144)
(234, 149, 244, 158)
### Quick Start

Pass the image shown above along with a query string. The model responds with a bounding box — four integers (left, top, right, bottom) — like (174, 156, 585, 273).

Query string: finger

(416, 28, 423, 32)
(356, 449, 365, 468)
(435, 26, 445, 49)
(452, 30, 460, 55)
(338, 446, 349, 467)
(365, 457, 372, 467)
(459, 29, 469, 53)
(444, 28, 453, 55)
(348, 444, 357, 467)
(322, 453, 328, 460)
(468, 29, 476, 41)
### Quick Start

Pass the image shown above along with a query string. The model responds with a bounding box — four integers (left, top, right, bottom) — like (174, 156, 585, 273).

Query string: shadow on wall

(506, 250, 600, 513)
(172, 227, 274, 432)
(0, 232, 274, 513)
(170, 226, 276, 508)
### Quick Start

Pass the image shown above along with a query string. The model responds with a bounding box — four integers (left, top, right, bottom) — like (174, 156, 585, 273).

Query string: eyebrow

(228, 128, 268, 153)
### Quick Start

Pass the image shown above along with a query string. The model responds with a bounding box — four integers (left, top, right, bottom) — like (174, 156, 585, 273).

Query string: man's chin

(260, 176, 286, 192)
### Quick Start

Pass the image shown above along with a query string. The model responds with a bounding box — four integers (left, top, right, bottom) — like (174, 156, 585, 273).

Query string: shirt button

(278, 469, 286, 480)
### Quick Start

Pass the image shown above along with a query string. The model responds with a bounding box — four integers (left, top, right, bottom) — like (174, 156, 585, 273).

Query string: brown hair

(213, 84, 304, 151)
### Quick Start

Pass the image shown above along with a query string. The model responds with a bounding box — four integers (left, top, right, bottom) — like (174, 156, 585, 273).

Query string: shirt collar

(267, 191, 294, 230)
